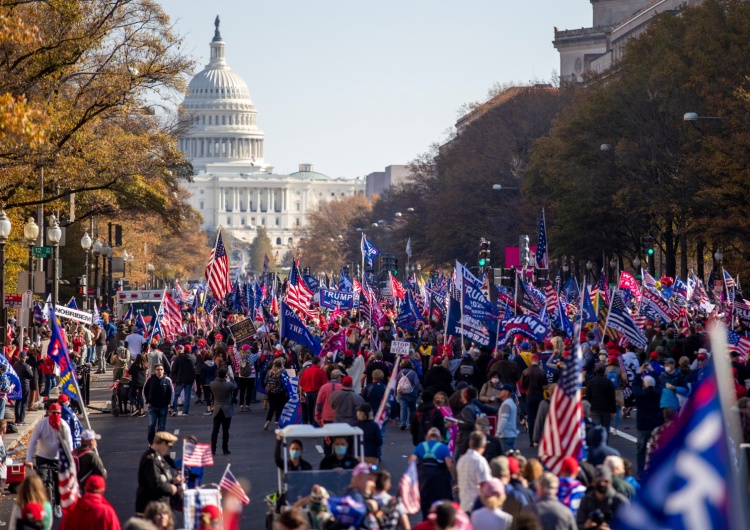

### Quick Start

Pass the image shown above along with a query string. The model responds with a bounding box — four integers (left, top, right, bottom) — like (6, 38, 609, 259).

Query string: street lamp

(147, 263, 155, 289)
(715, 248, 723, 273)
(586, 259, 594, 282)
(492, 184, 519, 190)
(102, 243, 113, 310)
(80, 232, 92, 310)
(92, 238, 102, 301)
(23, 218, 39, 338)
(683, 112, 725, 121)
(47, 215, 62, 307)
(633, 257, 641, 270)
(0, 209, 11, 350)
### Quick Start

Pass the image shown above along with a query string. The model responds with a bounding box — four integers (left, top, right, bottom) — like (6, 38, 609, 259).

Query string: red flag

(618, 271, 641, 303)
(390, 272, 406, 300)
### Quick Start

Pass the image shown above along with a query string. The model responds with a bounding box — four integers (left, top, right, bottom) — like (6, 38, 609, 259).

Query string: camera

(589, 509, 605, 527)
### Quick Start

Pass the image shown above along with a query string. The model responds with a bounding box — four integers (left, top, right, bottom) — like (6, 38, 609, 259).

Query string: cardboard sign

(391, 340, 411, 356)
(228, 317, 257, 342)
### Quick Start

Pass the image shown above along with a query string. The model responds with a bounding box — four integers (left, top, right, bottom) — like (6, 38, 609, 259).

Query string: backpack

(414, 408, 442, 445)
(396, 372, 413, 394)
(239, 357, 255, 378)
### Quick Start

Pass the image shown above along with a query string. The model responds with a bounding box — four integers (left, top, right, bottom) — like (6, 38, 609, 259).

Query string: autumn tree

(297, 195, 372, 273)
(525, 0, 750, 279)
(249, 227, 274, 274)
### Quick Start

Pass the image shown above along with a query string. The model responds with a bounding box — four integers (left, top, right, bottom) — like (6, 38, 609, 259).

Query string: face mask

(289, 450, 301, 460)
(334, 445, 347, 456)
(665, 367, 674, 374)
(491, 378, 499, 384)
(48, 414, 61, 430)
(596, 483, 609, 494)
(599, 355, 607, 362)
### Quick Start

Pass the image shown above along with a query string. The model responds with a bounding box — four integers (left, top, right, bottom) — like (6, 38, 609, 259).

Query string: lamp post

(562, 257, 570, 283)
(93, 238, 102, 303)
(80, 232, 92, 311)
(147, 263, 154, 289)
(715, 248, 723, 273)
(23, 217, 39, 340)
(609, 257, 618, 285)
(586, 260, 594, 283)
(0, 209, 11, 351)
(102, 243, 113, 310)
(47, 215, 62, 307)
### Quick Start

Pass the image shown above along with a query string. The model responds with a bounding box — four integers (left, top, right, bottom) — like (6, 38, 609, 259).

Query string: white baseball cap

(81, 429, 101, 441)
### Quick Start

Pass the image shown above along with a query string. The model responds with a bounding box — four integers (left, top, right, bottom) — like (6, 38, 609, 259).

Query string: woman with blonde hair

(471, 478, 513, 530)
(432, 392, 457, 453)
(9, 473, 52, 530)
(144, 501, 175, 530)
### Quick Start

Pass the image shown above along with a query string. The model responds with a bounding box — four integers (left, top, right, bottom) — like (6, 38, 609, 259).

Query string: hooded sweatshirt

(59, 492, 120, 530)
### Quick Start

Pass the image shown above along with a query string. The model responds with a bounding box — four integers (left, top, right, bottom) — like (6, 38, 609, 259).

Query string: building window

(331, 193, 335, 197)
(288, 237, 293, 245)
(275, 217, 280, 226)
(208, 116, 212, 125)
(241, 218, 245, 225)
(199, 189, 204, 194)
(261, 218, 266, 225)
(296, 191, 301, 196)
(222, 115, 226, 125)
(227, 217, 231, 226)
(276, 237, 282, 245)
(295, 218, 300, 226)
(295, 202, 301, 212)
(251, 217, 255, 224)
(199, 201, 204, 210)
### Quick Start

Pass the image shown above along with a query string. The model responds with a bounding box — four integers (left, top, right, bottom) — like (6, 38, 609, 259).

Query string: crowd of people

(0, 287, 748, 530)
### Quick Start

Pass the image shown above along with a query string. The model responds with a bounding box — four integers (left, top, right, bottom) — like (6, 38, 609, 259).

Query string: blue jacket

(659, 370, 688, 410)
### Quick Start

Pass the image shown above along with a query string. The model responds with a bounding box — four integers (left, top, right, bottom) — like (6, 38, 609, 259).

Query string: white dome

(186, 68, 252, 103)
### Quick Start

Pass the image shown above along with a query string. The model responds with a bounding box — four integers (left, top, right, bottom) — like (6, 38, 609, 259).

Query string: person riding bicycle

(25, 403, 73, 519)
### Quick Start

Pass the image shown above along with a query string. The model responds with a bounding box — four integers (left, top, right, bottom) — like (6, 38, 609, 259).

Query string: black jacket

(274, 438, 313, 471)
(410, 402, 445, 445)
(13, 361, 33, 392)
(632, 375, 663, 432)
(423, 366, 453, 397)
(170, 354, 195, 384)
(587, 374, 616, 413)
(135, 447, 176, 513)
(143, 374, 174, 408)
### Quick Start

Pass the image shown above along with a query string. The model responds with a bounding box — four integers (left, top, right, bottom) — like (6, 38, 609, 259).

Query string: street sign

(228, 318, 257, 343)
(32, 246, 52, 258)
(87, 288, 95, 298)
(3, 293, 22, 307)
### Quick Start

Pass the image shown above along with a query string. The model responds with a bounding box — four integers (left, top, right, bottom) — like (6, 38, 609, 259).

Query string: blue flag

(496, 314, 550, 349)
(581, 285, 598, 324)
(319, 289, 354, 310)
(339, 267, 353, 291)
(280, 301, 321, 355)
(278, 371, 302, 428)
(360, 234, 380, 267)
(137, 313, 149, 336)
(559, 299, 574, 338)
(614, 368, 741, 530)
(0, 353, 22, 400)
(46, 306, 79, 402)
(562, 275, 580, 304)
(302, 274, 319, 291)
(397, 290, 420, 330)
(122, 305, 133, 323)
(66, 297, 78, 310)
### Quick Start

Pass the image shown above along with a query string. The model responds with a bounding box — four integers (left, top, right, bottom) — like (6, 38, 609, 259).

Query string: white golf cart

(266, 423, 365, 529)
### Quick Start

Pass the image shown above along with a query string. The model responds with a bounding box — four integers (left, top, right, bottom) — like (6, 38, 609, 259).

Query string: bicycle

(31, 460, 61, 518)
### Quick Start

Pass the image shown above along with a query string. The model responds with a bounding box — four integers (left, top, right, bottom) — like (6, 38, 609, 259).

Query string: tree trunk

(680, 233, 688, 280)
(664, 217, 676, 278)
(696, 240, 706, 282)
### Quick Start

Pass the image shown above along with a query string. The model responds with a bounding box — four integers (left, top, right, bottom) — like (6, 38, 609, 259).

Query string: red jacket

(299, 364, 328, 393)
(59, 493, 120, 530)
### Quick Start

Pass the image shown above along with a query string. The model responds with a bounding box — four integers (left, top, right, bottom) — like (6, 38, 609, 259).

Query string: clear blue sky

(158, 1, 592, 178)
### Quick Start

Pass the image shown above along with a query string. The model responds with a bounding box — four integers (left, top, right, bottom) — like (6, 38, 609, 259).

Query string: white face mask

(665, 366, 675, 374)
(491, 378, 499, 384)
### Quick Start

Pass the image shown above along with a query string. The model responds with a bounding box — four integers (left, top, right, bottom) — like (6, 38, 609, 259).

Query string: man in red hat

(59, 475, 120, 530)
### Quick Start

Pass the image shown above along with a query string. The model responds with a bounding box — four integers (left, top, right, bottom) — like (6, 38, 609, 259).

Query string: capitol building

(179, 18, 365, 262)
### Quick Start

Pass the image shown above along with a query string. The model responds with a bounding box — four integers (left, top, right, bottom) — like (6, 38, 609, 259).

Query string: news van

(115, 289, 164, 322)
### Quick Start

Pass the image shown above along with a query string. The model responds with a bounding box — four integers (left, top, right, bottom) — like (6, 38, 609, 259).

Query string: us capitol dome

(179, 16, 365, 266)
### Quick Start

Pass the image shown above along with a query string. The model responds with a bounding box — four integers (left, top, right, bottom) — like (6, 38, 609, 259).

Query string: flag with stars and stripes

(535, 209, 549, 269)
(723, 268, 736, 288)
(286, 260, 315, 319)
(58, 436, 80, 512)
(727, 329, 750, 361)
(539, 342, 583, 474)
(220, 465, 250, 505)
(205, 228, 231, 301)
(607, 291, 648, 349)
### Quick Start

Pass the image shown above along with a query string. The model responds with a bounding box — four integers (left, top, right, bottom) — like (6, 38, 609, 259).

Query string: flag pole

(181, 438, 186, 482)
(709, 322, 750, 529)
(600, 286, 617, 342)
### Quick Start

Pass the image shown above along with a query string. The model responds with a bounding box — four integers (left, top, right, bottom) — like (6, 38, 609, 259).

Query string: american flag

(535, 209, 549, 269)
(544, 280, 559, 314)
(183, 440, 214, 467)
(205, 228, 231, 300)
(156, 291, 183, 342)
(286, 260, 314, 319)
(58, 438, 80, 511)
(727, 330, 750, 361)
(399, 461, 421, 515)
(723, 268, 736, 288)
(607, 291, 648, 349)
(539, 343, 583, 474)
(642, 269, 659, 293)
(219, 465, 250, 505)
(174, 279, 188, 302)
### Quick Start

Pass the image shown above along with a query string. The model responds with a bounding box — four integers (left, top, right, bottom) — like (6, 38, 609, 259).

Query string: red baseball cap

(200, 505, 221, 520)
(85, 475, 106, 492)
(342, 376, 353, 388)
(649, 351, 659, 360)
(507, 456, 520, 474)
(560, 456, 579, 476)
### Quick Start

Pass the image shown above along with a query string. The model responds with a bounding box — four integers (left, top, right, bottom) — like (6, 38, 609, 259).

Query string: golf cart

(266, 423, 364, 529)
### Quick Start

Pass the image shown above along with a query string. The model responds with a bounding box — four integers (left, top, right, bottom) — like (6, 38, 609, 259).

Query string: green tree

(249, 227, 274, 273)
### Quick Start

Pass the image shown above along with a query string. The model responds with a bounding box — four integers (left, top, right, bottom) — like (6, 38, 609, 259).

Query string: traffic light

(76, 276, 87, 287)
(393, 258, 399, 276)
(478, 238, 491, 268)
(641, 235, 656, 256)
(77, 286, 85, 295)
(519, 235, 530, 267)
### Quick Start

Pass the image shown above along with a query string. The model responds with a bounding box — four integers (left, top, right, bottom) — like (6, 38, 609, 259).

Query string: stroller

(110, 376, 132, 417)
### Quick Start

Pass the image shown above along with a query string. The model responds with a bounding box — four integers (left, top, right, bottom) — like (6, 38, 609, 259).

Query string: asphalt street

(0, 378, 639, 529)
